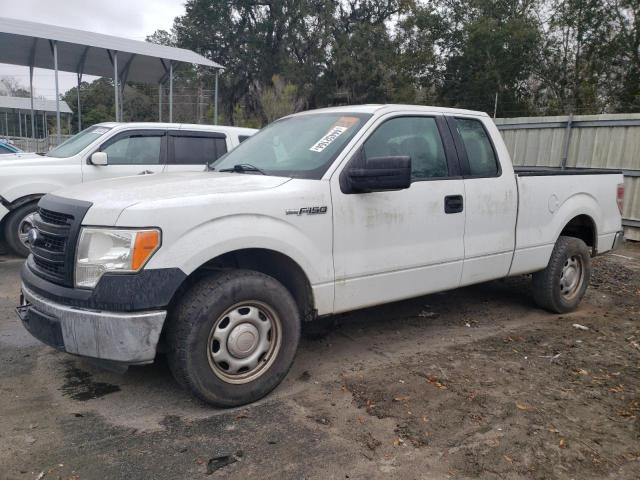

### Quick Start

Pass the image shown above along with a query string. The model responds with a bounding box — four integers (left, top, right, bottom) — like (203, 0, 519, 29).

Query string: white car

(18, 105, 624, 407)
(0, 123, 257, 256)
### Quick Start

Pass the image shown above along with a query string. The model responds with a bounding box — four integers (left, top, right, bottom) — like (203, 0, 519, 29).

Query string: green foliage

(55, 0, 640, 127)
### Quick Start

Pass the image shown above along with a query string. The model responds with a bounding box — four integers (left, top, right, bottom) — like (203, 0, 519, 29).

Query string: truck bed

(509, 168, 623, 276)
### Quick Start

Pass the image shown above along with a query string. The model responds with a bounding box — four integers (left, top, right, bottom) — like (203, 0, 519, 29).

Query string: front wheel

(3, 202, 38, 257)
(532, 235, 592, 313)
(166, 270, 301, 407)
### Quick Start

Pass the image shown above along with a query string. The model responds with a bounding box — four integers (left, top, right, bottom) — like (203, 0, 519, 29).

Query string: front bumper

(18, 284, 166, 364)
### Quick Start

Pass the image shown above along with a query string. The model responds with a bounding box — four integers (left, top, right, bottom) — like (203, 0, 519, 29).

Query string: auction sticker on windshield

(309, 116, 360, 153)
(309, 126, 348, 152)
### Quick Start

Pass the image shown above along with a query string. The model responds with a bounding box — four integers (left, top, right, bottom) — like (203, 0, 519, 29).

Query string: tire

(166, 269, 301, 407)
(3, 202, 38, 257)
(532, 235, 592, 313)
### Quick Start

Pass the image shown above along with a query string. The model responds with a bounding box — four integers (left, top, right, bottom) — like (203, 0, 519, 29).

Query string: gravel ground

(0, 243, 638, 480)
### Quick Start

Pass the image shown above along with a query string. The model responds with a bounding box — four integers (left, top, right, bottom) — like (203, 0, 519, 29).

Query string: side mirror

(346, 155, 411, 193)
(90, 152, 108, 166)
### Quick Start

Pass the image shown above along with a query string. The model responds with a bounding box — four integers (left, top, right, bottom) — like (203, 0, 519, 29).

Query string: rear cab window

(453, 117, 500, 177)
(169, 131, 228, 165)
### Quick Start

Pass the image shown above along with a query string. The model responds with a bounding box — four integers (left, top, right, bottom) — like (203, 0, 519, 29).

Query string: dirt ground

(0, 243, 638, 480)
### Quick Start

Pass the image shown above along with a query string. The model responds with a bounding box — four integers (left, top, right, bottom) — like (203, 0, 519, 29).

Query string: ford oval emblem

(27, 228, 38, 245)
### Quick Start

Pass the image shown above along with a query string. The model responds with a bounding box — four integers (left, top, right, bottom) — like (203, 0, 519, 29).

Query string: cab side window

(102, 132, 163, 165)
(170, 133, 228, 165)
(455, 118, 499, 177)
(363, 116, 449, 179)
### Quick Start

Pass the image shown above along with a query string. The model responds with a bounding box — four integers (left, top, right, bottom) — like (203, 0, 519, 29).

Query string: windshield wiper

(219, 163, 266, 175)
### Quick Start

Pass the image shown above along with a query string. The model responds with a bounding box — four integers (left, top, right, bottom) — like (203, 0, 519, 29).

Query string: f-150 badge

(285, 206, 328, 215)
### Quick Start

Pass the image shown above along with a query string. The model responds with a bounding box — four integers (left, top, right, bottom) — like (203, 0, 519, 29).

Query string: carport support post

(18, 111, 22, 137)
(113, 51, 119, 122)
(77, 73, 82, 131)
(53, 40, 61, 144)
(169, 62, 173, 123)
(214, 69, 219, 125)
(158, 83, 162, 122)
(29, 66, 35, 147)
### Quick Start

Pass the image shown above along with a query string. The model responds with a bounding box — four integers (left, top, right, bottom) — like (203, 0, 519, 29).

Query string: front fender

(2, 180, 79, 205)
(148, 213, 332, 285)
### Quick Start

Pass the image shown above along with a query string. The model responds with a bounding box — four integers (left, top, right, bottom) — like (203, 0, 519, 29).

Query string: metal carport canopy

(0, 17, 224, 139)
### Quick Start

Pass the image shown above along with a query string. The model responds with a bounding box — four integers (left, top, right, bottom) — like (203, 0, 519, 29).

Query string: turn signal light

(132, 230, 161, 270)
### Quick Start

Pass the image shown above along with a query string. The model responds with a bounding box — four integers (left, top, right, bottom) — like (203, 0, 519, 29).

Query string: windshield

(211, 112, 371, 179)
(47, 126, 112, 158)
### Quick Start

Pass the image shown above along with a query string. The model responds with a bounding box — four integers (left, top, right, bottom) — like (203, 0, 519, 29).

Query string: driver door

(82, 129, 167, 182)
(331, 113, 466, 313)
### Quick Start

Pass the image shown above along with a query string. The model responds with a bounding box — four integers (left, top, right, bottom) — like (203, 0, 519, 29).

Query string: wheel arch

(0, 194, 43, 241)
(171, 248, 316, 323)
(558, 214, 598, 256)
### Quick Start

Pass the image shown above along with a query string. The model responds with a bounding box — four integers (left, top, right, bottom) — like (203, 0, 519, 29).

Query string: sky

(0, 0, 186, 98)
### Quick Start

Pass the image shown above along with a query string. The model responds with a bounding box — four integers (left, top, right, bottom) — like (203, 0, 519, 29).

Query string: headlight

(75, 228, 161, 288)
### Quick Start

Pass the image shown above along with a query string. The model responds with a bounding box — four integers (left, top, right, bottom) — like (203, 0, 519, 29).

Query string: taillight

(617, 183, 625, 215)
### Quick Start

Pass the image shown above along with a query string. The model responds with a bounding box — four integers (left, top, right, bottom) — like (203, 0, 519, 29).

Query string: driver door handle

(444, 195, 464, 214)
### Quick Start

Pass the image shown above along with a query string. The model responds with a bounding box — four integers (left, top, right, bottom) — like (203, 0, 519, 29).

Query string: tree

(0, 76, 31, 97)
(433, 0, 543, 116)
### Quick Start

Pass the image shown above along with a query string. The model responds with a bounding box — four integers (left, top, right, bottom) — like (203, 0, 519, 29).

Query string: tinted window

(0, 144, 12, 153)
(102, 134, 162, 165)
(238, 135, 251, 143)
(363, 116, 448, 179)
(455, 118, 498, 177)
(215, 138, 227, 157)
(172, 135, 223, 165)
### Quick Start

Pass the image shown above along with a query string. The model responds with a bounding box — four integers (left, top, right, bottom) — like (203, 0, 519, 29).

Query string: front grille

(30, 213, 73, 285)
(28, 196, 92, 287)
(39, 208, 73, 226)
(33, 255, 66, 276)
(38, 231, 66, 252)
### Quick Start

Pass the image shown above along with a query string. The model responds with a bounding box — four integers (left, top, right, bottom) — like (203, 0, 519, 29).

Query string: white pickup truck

(0, 122, 256, 256)
(17, 105, 624, 407)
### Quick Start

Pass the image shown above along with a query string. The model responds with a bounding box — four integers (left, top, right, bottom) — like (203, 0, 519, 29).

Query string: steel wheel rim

(206, 300, 282, 385)
(559, 255, 584, 300)
(17, 212, 36, 247)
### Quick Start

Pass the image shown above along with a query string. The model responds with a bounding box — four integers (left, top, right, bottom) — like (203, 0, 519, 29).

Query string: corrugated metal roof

(0, 16, 223, 84)
(0, 95, 72, 113)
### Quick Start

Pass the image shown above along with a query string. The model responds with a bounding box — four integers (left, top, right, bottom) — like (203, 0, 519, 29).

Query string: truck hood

(0, 152, 69, 166)
(52, 171, 292, 224)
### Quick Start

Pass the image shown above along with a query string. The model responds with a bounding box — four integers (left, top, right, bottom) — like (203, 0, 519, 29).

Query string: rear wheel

(532, 235, 591, 313)
(166, 270, 301, 407)
(3, 202, 38, 257)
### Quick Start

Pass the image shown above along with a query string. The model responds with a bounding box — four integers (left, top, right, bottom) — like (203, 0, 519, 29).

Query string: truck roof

(94, 122, 258, 135)
(290, 104, 489, 117)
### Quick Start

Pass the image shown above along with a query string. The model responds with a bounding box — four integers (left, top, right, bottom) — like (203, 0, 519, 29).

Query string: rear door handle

(444, 195, 464, 214)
